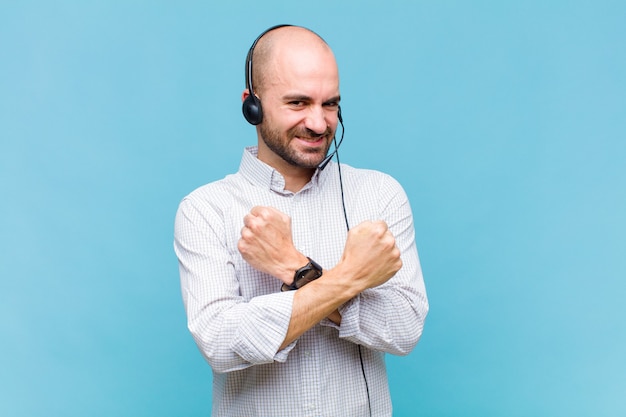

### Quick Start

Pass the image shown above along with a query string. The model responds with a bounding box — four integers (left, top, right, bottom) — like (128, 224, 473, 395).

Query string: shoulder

(185, 172, 243, 202)
(176, 172, 244, 220)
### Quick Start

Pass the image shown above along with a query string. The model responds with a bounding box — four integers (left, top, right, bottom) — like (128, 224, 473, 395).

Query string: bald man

(174, 25, 428, 417)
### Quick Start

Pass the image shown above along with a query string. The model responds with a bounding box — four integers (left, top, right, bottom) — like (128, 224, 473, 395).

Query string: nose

(304, 106, 328, 135)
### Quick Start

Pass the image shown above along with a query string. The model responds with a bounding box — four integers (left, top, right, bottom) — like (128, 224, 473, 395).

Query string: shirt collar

(239, 146, 325, 194)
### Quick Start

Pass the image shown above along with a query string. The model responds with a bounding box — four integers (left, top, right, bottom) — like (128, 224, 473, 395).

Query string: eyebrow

(282, 94, 341, 103)
(282, 94, 311, 102)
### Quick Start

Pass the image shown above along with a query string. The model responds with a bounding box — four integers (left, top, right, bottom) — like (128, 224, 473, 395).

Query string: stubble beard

(259, 123, 333, 169)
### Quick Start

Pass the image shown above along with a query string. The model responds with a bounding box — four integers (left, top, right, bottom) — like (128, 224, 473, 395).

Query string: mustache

(288, 126, 333, 140)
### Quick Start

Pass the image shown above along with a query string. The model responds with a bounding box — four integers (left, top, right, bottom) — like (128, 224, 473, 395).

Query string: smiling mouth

(296, 135, 326, 145)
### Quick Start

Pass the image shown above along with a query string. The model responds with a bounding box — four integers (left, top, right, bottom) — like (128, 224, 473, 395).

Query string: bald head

(250, 26, 337, 96)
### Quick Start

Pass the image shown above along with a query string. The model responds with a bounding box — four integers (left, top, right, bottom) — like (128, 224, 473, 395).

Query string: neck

(282, 167, 314, 192)
(256, 146, 315, 193)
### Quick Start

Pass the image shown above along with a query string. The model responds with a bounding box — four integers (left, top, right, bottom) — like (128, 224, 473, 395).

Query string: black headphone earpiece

(242, 94, 263, 125)
(242, 24, 293, 125)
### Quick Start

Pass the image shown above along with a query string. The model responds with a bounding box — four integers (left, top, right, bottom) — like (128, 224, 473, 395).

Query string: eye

(323, 101, 339, 109)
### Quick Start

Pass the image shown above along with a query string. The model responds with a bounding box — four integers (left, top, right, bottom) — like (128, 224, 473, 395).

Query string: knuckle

(241, 226, 253, 239)
(251, 206, 270, 220)
(259, 206, 273, 219)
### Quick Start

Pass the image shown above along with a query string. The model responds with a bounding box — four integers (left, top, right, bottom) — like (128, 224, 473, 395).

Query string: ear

(242, 89, 251, 103)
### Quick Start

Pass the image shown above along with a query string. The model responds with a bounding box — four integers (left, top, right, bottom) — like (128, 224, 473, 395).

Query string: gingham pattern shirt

(174, 147, 428, 417)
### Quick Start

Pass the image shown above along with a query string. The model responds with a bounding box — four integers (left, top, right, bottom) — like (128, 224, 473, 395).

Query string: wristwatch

(281, 257, 323, 291)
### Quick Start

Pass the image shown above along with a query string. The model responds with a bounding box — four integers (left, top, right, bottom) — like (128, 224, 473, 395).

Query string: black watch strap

(281, 257, 323, 291)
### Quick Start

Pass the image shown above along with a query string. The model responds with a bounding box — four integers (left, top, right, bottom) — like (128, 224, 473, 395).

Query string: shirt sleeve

(321, 174, 429, 356)
(174, 195, 297, 374)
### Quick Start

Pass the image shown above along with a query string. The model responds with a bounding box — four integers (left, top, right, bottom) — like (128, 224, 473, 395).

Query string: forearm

(282, 269, 427, 355)
(280, 219, 406, 349)
(279, 271, 356, 350)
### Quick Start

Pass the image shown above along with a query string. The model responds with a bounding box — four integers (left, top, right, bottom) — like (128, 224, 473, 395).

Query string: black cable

(358, 345, 372, 416)
(333, 137, 350, 233)
(331, 122, 372, 417)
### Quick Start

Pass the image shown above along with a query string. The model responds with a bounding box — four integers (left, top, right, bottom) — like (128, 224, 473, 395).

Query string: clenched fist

(238, 206, 308, 285)
(337, 220, 402, 292)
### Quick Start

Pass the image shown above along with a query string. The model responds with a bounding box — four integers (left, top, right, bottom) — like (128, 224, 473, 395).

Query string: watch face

(295, 270, 319, 288)
(293, 258, 323, 289)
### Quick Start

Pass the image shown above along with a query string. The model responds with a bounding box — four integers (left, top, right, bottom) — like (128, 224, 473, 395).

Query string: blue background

(1, 1, 625, 416)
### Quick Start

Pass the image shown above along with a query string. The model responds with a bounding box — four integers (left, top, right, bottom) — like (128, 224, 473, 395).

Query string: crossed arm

(238, 206, 403, 349)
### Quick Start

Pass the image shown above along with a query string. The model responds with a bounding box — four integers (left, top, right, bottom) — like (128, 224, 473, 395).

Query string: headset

(242, 24, 343, 138)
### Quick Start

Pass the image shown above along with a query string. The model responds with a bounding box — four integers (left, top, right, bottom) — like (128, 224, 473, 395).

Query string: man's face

(255, 43, 340, 170)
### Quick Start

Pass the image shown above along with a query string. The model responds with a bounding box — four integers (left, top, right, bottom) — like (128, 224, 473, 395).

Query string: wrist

(281, 256, 323, 291)
(326, 263, 366, 299)
(279, 252, 310, 285)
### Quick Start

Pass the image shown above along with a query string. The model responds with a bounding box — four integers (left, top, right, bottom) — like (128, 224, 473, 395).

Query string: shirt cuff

(230, 291, 297, 364)
(317, 297, 360, 335)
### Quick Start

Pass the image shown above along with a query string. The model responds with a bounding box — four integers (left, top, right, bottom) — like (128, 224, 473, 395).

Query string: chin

(288, 153, 325, 169)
